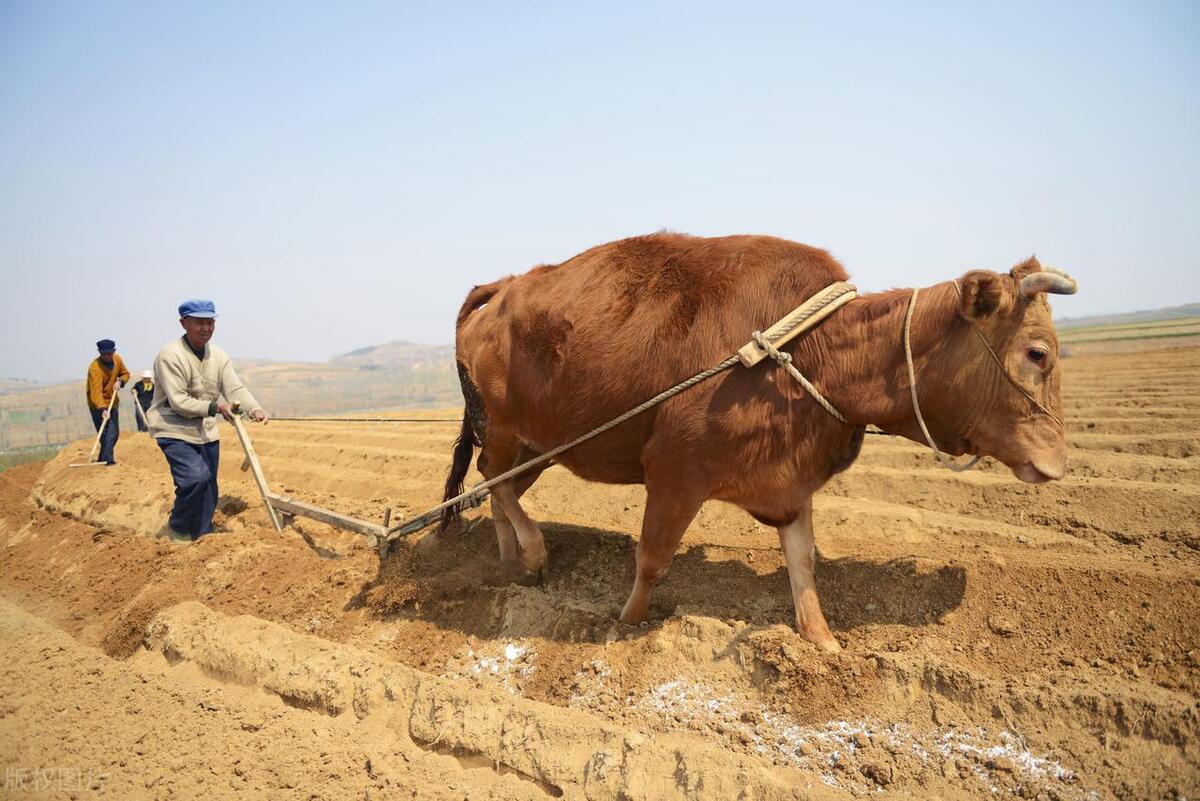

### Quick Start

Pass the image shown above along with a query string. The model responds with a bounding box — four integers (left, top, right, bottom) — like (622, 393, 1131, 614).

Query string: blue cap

(178, 299, 217, 319)
(96, 339, 116, 353)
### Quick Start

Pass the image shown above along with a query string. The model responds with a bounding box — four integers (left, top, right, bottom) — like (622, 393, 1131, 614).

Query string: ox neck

(804, 281, 966, 431)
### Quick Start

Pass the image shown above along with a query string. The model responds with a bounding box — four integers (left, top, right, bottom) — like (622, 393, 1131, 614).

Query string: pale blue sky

(2, 1, 1197, 382)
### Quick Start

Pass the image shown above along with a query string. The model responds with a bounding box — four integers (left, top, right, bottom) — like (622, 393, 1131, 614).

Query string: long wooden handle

(132, 394, 151, 431)
(230, 415, 283, 533)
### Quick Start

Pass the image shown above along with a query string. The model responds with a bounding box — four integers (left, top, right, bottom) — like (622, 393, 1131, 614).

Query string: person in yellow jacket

(86, 339, 130, 465)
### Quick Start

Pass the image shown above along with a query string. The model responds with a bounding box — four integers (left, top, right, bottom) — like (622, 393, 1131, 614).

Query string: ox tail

(441, 280, 506, 532)
(439, 403, 480, 533)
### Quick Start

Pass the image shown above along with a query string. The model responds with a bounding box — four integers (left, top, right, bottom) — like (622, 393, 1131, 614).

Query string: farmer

(85, 339, 129, 465)
(131, 370, 155, 432)
(147, 299, 268, 542)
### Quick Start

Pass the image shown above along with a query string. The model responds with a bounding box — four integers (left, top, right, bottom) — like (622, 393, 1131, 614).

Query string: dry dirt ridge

(1, 344, 1198, 800)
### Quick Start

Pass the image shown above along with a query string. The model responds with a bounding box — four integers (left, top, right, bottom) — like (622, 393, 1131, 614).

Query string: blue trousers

(157, 438, 220, 539)
(89, 406, 119, 464)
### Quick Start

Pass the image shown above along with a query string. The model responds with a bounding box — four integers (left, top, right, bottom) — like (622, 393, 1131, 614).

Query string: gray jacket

(147, 337, 262, 444)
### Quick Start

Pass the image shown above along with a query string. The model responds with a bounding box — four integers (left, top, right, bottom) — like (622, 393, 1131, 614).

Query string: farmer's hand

(101, 409, 110, 420)
(249, 409, 268, 425)
(216, 402, 236, 423)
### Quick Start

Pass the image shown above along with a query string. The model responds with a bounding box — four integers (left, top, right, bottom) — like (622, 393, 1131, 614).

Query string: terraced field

(1060, 316, 1200, 353)
(1, 343, 1197, 799)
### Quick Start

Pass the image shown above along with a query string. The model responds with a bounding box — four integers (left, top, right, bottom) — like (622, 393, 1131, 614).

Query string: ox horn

(1021, 267, 1077, 297)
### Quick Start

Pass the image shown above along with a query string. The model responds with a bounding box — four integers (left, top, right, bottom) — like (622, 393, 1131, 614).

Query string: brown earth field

(1, 342, 1198, 800)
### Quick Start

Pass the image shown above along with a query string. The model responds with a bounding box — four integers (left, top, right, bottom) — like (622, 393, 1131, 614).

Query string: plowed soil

(1, 343, 1197, 800)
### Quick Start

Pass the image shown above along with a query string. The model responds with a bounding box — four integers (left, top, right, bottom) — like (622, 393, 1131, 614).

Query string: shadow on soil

(348, 517, 965, 645)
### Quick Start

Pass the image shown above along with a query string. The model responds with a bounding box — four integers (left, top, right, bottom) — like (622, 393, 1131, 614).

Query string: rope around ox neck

(904, 287, 983, 473)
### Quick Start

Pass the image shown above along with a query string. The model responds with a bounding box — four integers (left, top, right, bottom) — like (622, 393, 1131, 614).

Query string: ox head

(920, 257, 1077, 483)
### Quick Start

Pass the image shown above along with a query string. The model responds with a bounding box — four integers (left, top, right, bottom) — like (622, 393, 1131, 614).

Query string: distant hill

(239, 356, 459, 419)
(333, 341, 455, 369)
(1057, 302, 1200, 351)
(0, 378, 43, 396)
(1057, 302, 1200, 330)
(0, 343, 461, 452)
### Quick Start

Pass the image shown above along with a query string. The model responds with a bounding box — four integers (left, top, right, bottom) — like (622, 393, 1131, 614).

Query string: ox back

(453, 232, 862, 498)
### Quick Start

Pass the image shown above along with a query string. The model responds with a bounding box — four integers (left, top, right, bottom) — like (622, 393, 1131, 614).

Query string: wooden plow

(230, 408, 392, 550)
(228, 281, 862, 557)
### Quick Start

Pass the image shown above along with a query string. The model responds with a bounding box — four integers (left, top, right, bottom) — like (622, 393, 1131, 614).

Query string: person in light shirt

(147, 299, 268, 542)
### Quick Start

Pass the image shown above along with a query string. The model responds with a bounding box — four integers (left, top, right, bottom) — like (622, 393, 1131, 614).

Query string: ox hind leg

(490, 445, 549, 566)
(479, 434, 549, 576)
(778, 496, 840, 653)
(490, 501, 521, 565)
(620, 477, 706, 625)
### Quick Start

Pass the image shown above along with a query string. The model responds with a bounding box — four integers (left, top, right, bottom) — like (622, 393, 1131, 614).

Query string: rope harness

(903, 287, 982, 472)
(750, 331, 848, 422)
(385, 282, 858, 540)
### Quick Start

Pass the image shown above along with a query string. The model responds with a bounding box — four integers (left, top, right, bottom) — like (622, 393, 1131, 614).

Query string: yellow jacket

(86, 355, 130, 410)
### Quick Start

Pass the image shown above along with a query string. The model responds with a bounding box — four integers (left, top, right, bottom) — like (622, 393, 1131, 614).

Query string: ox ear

(1009, 256, 1043, 281)
(957, 270, 1013, 321)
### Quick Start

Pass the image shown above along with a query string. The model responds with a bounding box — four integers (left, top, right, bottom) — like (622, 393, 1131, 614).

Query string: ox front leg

(620, 485, 704, 625)
(778, 497, 841, 653)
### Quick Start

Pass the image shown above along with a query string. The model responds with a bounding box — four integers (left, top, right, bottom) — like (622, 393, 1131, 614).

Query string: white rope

(904, 288, 982, 473)
(750, 331, 848, 422)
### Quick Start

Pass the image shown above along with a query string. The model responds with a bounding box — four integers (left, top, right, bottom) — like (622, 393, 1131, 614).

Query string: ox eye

(1027, 347, 1047, 364)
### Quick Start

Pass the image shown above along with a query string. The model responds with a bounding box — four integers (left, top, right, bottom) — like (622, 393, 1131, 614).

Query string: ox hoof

(796, 623, 842, 653)
(520, 549, 548, 578)
(618, 606, 646, 626)
(815, 638, 842, 654)
(800, 634, 841, 654)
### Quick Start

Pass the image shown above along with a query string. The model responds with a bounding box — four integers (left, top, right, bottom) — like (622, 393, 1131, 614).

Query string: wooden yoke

(737, 281, 857, 368)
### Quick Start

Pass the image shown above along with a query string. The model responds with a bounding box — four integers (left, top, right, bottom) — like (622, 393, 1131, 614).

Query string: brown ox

(443, 233, 1074, 652)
